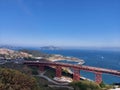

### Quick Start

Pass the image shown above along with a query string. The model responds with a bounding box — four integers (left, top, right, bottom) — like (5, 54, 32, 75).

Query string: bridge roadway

(24, 61, 120, 84)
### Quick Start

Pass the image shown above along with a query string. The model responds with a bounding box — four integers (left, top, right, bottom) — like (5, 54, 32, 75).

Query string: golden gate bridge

(24, 61, 120, 84)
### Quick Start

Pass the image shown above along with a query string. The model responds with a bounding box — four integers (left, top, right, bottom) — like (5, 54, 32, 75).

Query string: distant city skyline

(0, 0, 120, 47)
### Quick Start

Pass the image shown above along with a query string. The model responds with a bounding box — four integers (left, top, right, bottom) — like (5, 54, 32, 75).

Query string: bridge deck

(24, 61, 120, 76)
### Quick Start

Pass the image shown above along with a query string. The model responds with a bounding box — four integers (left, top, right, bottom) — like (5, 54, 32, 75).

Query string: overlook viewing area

(24, 60, 120, 84)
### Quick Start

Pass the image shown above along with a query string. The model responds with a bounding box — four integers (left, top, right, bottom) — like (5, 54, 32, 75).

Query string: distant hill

(19, 49, 51, 58)
(0, 45, 24, 50)
(0, 48, 32, 59)
(40, 46, 61, 50)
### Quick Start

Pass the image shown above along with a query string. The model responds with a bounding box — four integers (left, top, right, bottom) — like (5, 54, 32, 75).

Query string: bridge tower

(95, 72, 102, 84)
(56, 66, 62, 77)
(39, 65, 45, 72)
(73, 68, 80, 81)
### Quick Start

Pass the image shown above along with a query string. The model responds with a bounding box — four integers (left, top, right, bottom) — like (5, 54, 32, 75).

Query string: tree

(0, 68, 40, 90)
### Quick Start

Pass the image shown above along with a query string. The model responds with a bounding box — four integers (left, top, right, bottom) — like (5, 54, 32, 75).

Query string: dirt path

(38, 71, 69, 85)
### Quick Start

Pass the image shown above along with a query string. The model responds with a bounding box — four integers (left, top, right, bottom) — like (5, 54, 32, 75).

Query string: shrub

(70, 80, 101, 90)
(99, 81, 106, 88)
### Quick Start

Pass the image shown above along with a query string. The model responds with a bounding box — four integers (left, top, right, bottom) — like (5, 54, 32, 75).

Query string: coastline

(46, 54, 93, 82)
(47, 54, 85, 65)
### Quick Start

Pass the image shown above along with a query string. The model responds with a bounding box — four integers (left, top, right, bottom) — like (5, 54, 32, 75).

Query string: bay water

(41, 49, 120, 84)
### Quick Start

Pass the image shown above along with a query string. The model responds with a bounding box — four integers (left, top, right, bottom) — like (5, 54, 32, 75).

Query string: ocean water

(40, 49, 120, 84)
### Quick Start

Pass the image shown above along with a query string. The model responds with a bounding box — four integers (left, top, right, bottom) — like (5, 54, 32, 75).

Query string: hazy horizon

(1, 44, 120, 51)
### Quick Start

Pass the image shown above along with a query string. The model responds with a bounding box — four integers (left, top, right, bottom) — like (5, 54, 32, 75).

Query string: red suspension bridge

(24, 61, 120, 84)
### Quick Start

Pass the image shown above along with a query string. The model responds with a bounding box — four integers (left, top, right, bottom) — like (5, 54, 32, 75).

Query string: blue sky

(0, 0, 120, 47)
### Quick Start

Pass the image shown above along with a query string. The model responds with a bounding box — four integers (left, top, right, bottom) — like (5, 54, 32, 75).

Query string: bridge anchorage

(24, 61, 120, 84)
